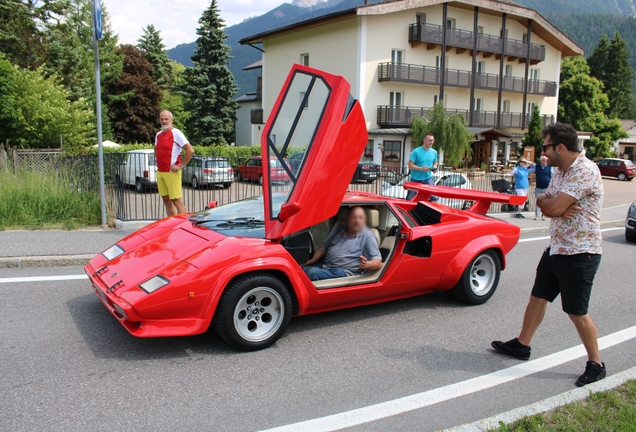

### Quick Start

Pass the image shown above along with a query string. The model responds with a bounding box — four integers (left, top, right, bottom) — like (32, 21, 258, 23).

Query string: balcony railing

(377, 105, 554, 129)
(250, 109, 264, 124)
(377, 63, 557, 96)
(408, 23, 546, 63)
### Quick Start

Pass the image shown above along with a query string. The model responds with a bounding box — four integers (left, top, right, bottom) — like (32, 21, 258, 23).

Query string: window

(500, 28, 508, 39)
(476, 61, 486, 74)
(474, 98, 483, 111)
(436, 55, 449, 69)
(530, 68, 540, 80)
(446, 18, 456, 29)
(383, 140, 401, 164)
(300, 53, 309, 66)
(528, 102, 537, 113)
(416, 13, 426, 24)
(362, 140, 374, 162)
(522, 33, 528, 43)
(389, 91, 403, 107)
(391, 49, 404, 64)
(433, 94, 439, 105)
(505, 64, 513, 77)
(503, 100, 511, 113)
(477, 26, 484, 34)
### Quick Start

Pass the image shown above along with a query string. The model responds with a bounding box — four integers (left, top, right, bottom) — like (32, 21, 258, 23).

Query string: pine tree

(522, 106, 543, 162)
(181, 0, 238, 146)
(587, 33, 609, 82)
(605, 32, 633, 118)
(105, 44, 162, 144)
(137, 24, 173, 91)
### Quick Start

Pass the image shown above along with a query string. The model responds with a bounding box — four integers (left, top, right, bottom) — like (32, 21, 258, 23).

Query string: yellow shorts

(156, 171, 183, 200)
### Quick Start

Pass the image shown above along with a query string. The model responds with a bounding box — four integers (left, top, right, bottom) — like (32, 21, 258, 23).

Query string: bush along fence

(2, 149, 538, 224)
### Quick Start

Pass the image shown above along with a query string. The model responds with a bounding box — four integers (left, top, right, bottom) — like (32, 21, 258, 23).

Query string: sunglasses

(541, 143, 558, 152)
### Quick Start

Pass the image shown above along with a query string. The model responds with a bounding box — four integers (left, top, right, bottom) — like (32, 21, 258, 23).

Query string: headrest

(366, 209, 379, 228)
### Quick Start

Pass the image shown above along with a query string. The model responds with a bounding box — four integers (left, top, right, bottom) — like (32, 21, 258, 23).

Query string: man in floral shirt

(491, 123, 605, 387)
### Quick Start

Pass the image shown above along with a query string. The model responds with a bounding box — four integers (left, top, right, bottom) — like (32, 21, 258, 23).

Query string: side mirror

(278, 202, 301, 222)
(205, 201, 218, 210)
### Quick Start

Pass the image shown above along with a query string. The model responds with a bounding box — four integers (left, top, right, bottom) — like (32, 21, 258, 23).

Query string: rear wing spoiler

(403, 182, 527, 215)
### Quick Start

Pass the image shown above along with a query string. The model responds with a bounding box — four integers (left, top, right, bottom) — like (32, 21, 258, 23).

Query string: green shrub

(0, 169, 101, 229)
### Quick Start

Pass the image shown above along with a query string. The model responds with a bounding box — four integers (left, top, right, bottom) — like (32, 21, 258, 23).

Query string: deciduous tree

(181, 0, 238, 146)
(105, 44, 161, 144)
(411, 103, 473, 168)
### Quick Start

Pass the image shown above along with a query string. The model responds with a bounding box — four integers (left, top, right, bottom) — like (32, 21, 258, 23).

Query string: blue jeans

(303, 266, 347, 281)
(406, 178, 439, 201)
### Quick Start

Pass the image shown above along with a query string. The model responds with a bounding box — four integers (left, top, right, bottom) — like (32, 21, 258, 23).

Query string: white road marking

(0, 275, 88, 284)
(261, 325, 636, 432)
(519, 227, 623, 243)
(602, 203, 631, 210)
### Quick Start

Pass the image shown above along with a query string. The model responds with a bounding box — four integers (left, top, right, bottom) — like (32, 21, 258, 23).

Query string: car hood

(87, 216, 226, 300)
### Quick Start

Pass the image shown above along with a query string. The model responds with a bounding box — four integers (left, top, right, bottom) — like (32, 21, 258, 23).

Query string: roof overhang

(468, 127, 512, 140)
(243, 59, 263, 71)
(358, 0, 583, 56)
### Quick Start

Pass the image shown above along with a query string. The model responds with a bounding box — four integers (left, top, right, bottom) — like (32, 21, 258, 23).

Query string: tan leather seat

(311, 219, 332, 248)
(365, 209, 381, 246)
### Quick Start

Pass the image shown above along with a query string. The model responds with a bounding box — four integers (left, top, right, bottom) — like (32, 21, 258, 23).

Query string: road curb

(0, 254, 93, 269)
(518, 219, 624, 233)
(442, 365, 636, 432)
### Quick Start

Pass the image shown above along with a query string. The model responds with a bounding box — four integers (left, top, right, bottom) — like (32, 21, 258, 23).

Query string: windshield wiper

(193, 217, 264, 226)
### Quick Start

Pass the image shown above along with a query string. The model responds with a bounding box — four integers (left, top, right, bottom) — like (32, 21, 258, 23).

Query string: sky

(104, 0, 287, 49)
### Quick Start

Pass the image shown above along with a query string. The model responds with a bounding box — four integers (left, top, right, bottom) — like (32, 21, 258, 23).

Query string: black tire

(213, 273, 292, 351)
(618, 173, 627, 181)
(135, 178, 145, 193)
(626, 231, 636, 243)
(115, 174, 122, 187)
(259, 175, 263, 186)
(237, 172, 243, 182)
(192, 176, 199, 189)
(445, 250, 501, 305)
(223, 182, 231, 188)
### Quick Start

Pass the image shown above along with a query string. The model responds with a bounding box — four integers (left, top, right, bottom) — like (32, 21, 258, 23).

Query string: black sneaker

(575, 361, 606, 387)
(491, 338, 531, 360)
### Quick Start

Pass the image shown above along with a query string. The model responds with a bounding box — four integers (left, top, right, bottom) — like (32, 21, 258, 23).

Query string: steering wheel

(307, 229, 316, 261)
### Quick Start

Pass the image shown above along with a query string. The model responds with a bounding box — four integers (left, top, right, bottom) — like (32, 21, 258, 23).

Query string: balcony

(377, 105, 554, 129)
(408, 23, 546, 64)
(377, 63, 557, 96)
(251, 109, 264, 124)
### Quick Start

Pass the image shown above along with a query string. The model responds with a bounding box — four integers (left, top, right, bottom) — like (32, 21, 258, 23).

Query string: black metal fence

(4, 151, 537, 222)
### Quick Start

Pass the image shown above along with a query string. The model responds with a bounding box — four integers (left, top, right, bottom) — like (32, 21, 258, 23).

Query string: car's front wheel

(135, 178, 145, 193)
(626, 230, 636, 243)
(446, 250, 501, 305)
(213, 273, 292, 351)
(191, 176, 199, 189)
(618, 173, 627, 181)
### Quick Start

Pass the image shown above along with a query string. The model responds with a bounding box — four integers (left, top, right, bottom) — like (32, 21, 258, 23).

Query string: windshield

(626, 160, 635, 168)
(270, 159, 283, 168)
(189, 194, 290, 237)
(205, 160, 230, 168)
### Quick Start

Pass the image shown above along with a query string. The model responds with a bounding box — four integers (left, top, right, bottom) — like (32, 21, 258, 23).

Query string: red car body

(236, 156, 290, 184)
(596, 158, 635, 181)
(85, 65, 526, 350)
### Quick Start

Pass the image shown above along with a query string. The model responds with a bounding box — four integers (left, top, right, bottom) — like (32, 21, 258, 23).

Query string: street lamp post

(92, 0, 107, 229)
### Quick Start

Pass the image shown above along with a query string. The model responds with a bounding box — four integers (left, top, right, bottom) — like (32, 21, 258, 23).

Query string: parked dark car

(183, 156, 234, 189)
(596, 158, 635, 181)
(288, 152, 381, 183)
(626, 201, 636, 242)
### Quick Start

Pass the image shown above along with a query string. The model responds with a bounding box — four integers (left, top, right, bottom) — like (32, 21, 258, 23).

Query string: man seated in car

(303, 206, 382, 281)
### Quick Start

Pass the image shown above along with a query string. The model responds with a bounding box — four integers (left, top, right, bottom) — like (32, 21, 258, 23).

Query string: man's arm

(359, 234, 382, 271)
(304, 247, 326, 266)
(408, 160, 430, 172)
(359, 256, 382, 271)
(537, 192, 580, 218)
(171, 143, 195, 172)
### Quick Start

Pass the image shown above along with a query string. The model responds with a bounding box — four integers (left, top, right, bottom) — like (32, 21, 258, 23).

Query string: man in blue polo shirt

(406, 134, 439, 201)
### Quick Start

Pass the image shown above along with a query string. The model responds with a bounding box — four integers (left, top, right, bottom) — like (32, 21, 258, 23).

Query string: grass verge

(0, 169, 101, 230)
(494, 380, 636, 431)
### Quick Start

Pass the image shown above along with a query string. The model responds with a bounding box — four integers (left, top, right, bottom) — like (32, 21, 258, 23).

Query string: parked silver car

(183, 156, 234, 188)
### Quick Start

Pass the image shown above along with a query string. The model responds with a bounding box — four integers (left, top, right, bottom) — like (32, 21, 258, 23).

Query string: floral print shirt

(547, 154, 604, 255)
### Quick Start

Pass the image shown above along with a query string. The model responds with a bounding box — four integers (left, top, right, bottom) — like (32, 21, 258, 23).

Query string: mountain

(167, 0, 636, 95)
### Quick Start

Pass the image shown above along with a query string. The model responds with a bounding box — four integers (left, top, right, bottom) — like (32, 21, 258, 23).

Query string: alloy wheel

(469, 254, 497, 296)
(233, 287, 284, 342)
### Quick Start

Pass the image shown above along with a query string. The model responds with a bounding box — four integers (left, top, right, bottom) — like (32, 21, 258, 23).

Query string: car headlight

(102, 245, 125, 261)
(139, 276, 170, 294)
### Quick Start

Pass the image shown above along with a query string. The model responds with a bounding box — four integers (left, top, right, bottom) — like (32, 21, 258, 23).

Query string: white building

(236, 0, 583, 168)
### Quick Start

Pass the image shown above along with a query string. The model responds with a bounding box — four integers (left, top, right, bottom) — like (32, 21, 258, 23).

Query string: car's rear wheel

(446, 250, 501, 305)
(213, 273, 292, 351)
(135, 178, 145, 193)
(191, 176, 199, 189)
(618, 173, 627, 181)
(626, 230, 636, 243)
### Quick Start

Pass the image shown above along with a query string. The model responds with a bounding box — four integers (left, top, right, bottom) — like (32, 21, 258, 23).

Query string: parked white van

(116, 149, 157, 193)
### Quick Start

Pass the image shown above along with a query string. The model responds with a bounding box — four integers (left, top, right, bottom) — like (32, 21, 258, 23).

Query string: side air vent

(409, 202, 441, 226)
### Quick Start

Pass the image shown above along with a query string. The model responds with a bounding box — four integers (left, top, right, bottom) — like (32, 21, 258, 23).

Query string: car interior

(282, 203, 401, 289)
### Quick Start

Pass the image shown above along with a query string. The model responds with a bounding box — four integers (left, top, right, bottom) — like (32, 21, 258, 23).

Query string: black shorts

(531, 249, 601, 315)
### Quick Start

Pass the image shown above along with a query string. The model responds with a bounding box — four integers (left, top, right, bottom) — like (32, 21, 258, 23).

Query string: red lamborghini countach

(85, 65, 526, 351)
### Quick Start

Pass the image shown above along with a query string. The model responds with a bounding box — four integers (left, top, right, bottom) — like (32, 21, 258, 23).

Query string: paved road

(1, 229, 634, 431)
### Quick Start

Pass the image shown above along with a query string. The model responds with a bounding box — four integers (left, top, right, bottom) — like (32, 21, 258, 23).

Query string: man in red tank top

(155, 110, 194, 216)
